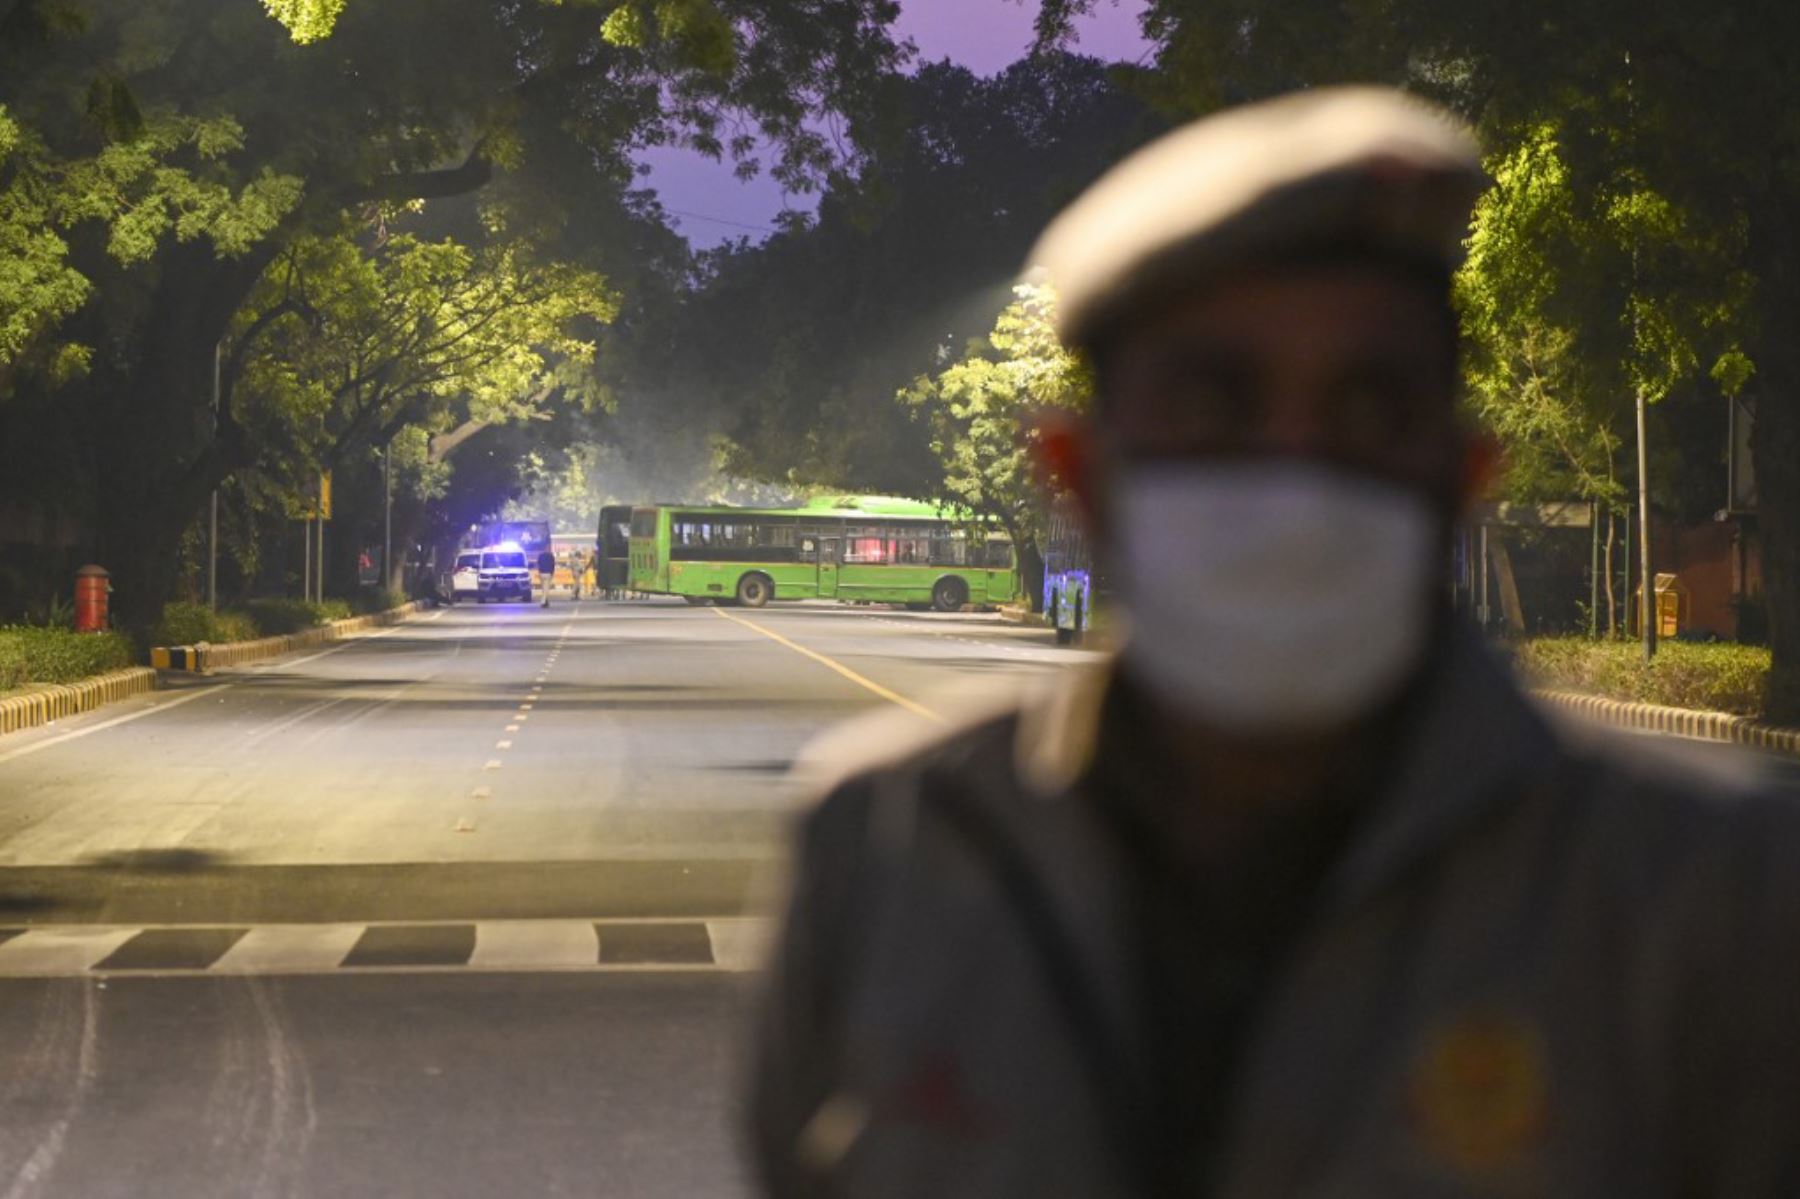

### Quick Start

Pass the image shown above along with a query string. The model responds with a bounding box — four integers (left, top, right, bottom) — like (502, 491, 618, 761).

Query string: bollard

(74, 564, 111, 632)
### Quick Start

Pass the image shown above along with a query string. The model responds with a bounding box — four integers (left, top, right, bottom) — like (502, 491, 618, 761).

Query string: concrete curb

(1533, 689, 1800, 758)
(0, 667, 160, 735)
(997, 604, 1048, 627)
(153, 601, 427, 674)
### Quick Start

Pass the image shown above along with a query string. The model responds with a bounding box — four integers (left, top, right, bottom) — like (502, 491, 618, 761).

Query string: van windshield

(482, 551, 526, 569)
(455, 554, 479, 570)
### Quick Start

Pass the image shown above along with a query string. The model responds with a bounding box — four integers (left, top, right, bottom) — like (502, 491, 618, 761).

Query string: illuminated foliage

(901, 280, 1090, 564)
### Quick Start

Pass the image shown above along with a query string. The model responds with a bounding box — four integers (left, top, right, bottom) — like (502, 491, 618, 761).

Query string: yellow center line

(711, 607, 945, 724)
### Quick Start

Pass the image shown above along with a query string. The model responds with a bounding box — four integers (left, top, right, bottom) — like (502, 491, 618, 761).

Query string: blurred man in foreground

(749, 87, 1800, 1196)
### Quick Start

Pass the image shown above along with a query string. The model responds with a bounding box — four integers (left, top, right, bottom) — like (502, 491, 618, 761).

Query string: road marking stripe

(469, 921, 597, 970)
(496, 739, 513, 749)
(0, 684, 229, 766)
(0, 927, 138, 974)
(711, 608, 945, 724)
(707, 919, 774, 972)
(211, 924, 364, 973)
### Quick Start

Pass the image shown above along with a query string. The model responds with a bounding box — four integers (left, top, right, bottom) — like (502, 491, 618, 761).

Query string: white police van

(450, 546, 533, 604)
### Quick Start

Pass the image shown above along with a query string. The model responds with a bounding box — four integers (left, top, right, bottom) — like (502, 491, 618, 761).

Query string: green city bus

(627, 495, 1019, 610)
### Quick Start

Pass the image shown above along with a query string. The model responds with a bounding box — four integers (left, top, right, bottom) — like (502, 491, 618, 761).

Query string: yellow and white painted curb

(0, 667, 159, 735)
(151, 601, 426, 675)
(1534, 689, 1800, 758)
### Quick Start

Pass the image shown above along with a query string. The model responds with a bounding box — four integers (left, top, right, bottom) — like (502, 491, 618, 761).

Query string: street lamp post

(383, 441, 392, 594)
(208, 341, 220, 611)
(1637, 384, 1656, 661)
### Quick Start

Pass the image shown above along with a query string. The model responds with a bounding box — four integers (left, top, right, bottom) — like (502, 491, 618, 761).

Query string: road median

(1534, 688, 1800, 758)
(151, 600, 426, 674)
(0, 601, 429, 738)
(0, 667, 160, 735)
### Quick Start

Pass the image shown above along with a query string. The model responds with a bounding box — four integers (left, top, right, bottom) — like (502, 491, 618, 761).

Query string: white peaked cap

(1031, 86, 1486, 349)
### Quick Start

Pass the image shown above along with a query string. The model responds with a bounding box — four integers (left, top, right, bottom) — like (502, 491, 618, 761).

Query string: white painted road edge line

(0, 607, 442, 767)
(0, 685, 230, 766)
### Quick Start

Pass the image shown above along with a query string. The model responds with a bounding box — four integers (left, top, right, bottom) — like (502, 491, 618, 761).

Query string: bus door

(816, 537, 840, 599)
(985, 540, 1017, 603)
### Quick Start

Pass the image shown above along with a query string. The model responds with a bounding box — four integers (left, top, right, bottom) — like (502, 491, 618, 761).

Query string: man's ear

(1033, 414, 1102, 527)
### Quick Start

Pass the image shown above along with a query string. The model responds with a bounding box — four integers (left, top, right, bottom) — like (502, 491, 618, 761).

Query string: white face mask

(1112, 461, 1439, 735)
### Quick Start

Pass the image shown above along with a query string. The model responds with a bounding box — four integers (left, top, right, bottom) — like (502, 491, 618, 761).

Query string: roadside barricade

(0, 667, 159, 735)
(1534, 689, 1800, 759)
(152, 601, 426, 675)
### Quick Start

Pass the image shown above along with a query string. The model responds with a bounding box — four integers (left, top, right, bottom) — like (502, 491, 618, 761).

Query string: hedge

(0, 626, 136, 691)
(152, 602, 260, 648)
(241, 597, 352, 635)
(1514, 637, 1771, 718)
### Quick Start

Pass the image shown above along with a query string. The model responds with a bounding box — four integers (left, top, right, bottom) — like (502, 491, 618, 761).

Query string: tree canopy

(0, 0, 904, 622)
(1034, 0, 1800, 715)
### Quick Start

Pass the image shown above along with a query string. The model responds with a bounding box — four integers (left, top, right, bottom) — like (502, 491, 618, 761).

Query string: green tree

(1036, 0, 1799, 711)
(901, 279, 1090, 606)
(0, 0, 903, 625)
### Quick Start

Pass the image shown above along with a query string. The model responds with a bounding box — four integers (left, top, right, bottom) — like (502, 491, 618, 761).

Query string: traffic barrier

(150, 601, 426, 677)
(0, 667, 159, 735)
(1533, 689, 1800, 759)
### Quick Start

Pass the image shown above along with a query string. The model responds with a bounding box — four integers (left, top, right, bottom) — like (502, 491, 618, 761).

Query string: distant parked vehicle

(450, 551, 481, 603)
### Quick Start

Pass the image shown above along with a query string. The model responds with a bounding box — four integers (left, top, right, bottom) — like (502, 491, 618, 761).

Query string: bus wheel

(931, 578, 968, 613)
(737, 573, 773, 609)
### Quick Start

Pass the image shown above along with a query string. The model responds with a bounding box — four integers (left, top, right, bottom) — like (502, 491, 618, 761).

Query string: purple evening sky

(640, 0, 1152, 247)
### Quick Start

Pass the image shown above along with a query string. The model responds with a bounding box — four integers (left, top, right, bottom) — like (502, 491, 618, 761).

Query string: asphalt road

(0, 597, 1085, 1197)
(1, 600, 1794, 1197)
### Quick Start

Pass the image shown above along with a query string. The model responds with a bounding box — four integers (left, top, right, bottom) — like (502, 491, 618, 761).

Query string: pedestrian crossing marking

(0, 920, 772, 977)
(0, 927, 137, 975)
(469, 921, 597, 970)
(212, 924, 364, 973)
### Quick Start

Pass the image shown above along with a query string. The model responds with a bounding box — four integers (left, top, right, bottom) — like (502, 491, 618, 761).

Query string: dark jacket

(750, 634, 1800, 1197)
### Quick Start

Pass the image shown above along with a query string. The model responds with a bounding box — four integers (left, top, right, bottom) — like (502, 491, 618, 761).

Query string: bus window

(847, 537, 887, 564)
(986, 541, 1015, 569)
(892, 536, 928, 564)
(930, 535, 968, 567)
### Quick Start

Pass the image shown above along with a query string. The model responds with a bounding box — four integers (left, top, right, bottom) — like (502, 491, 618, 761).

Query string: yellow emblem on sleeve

(1409, 1011, 1549, 1172)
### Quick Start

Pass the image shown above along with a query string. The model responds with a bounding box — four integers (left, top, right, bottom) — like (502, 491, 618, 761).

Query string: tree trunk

(1018, 539, 1046, 613)
(1490, 535, 1527, 635)
(80, 239, 288, 632)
